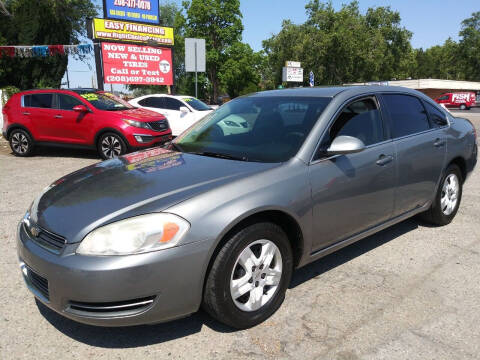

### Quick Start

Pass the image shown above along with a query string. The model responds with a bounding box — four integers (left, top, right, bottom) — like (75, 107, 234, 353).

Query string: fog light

(135, 135, 143, 142)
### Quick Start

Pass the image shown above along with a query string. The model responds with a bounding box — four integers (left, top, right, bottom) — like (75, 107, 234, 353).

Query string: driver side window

(316, 97, 384, 159)
(329, 97, 384, 146)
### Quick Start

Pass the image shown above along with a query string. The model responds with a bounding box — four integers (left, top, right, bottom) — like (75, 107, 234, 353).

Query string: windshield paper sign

(104, 0, 160, 24)
(102, 42, 173, 85)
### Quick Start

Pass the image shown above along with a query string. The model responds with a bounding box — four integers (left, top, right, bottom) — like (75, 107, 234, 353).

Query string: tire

(97, 132, 127, 160)
(203, 222, 293, 329)
(420, 164, 463, 226)
(459, 104, 467, 110)
(9, 129, 34, 157)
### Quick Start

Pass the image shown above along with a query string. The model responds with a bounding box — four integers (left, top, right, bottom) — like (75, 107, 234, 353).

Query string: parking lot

(0, 112, 479, 360)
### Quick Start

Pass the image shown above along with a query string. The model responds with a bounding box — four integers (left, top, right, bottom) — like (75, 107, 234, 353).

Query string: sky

(63, 0, 479, 90)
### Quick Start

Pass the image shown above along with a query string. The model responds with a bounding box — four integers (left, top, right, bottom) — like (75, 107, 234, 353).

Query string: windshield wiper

(170, 142, 183, 152)
(190, 151, 249, 162)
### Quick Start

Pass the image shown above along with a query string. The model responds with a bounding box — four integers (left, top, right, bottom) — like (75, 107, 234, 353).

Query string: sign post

(185, 38, 206, 98)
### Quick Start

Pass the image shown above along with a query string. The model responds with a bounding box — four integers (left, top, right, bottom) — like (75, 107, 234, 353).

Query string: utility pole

(66, 68, 70, 88)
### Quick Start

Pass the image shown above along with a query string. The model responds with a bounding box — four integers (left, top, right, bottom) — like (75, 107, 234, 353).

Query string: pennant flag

(49, 45, 65, 56)
(0, 46, 15, 58)
(32, 46, 49, 57)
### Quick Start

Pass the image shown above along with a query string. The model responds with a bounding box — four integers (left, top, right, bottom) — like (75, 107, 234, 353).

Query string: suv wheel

(203, 222, 293, 329)
(420, 164, 463, 225)
(9, 129, 34, 157)
(97, 132, 127, 160)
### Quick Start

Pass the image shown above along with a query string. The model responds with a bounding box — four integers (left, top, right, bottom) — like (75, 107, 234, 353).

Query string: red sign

(102, 42, 173, 85)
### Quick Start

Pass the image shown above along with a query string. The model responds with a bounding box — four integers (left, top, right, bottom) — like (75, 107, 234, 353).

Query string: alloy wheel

(101, 135, 122, 159)
(230, 239, 283, 312)
(441, 173, 459, 216)
(11, 132, 29, 154)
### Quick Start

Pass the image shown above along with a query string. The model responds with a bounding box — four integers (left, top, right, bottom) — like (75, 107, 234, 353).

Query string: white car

(129, 95, 214, 136)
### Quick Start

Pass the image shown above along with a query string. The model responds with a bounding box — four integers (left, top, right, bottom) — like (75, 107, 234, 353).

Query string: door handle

(433, 138, 445, 147)
(376, 154, 393, 166)
(22, 112, 31, 115)
(54, 115, 63, 119)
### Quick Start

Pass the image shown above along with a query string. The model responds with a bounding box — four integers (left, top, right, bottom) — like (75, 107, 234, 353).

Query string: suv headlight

(123, 119, 150, 129)
(76, 213, 189, 256)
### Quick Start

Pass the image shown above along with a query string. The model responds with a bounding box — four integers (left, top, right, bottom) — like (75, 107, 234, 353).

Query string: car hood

(107, 107, 165, 121)
(31, 148, 278, 243)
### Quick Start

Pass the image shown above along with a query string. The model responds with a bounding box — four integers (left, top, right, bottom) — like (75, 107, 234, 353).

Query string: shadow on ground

(37, 217, 424, 348)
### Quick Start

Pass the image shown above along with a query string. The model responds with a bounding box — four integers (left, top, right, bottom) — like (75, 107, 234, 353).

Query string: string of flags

(0, 43, 96, 58)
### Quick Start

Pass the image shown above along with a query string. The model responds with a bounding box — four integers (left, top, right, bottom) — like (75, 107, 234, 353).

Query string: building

(348, 79, 480, 102)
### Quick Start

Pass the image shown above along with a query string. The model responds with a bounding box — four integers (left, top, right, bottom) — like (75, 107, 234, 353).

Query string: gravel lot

(0, 114, 479, 360)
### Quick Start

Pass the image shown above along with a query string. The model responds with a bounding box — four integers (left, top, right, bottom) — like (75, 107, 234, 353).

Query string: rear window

(383, 94, 430, 138)
(23, 94, 53, 109)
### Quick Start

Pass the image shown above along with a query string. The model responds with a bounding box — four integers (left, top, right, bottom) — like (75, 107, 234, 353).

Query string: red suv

(2, 89, 172, 159)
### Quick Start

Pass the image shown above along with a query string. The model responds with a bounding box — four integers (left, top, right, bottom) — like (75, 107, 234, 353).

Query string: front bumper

(17, 222, 212, 326)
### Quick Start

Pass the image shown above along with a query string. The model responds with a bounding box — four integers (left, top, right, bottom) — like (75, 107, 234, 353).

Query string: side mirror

(179, 106, 189, 114)
(327, 135, 366, 156)
(73, 105, 89, 113)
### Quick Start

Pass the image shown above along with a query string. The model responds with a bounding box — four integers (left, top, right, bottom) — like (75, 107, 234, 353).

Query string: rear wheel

(459, 104, 467, 110)
(420, 164, 463, 225)
(97, 132, 127, 160)
(9, 129, 34, 157)
(203, 222, 293, 329)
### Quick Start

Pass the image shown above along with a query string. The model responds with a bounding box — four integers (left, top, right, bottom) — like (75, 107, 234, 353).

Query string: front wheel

(420, 164, 463, 225)
(203, 222, 293, 329)
(459, 104, 467, 110)
(97, 132, 127, 160)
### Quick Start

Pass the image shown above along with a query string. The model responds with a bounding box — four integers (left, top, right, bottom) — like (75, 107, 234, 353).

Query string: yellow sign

(93, 18, 174, 46)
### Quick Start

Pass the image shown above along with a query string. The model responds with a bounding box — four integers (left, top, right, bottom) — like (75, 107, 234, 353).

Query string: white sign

(285, 61, 301, 68)
(185, 38, 206, 72)
(282, 67, 303, 82)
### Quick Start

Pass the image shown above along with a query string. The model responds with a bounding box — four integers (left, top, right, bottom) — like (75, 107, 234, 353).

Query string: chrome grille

(30, 226, 66, 254)
(148, 120, 169, 132)
(25, 266, 49, 300)
(67, 296, 156, 317)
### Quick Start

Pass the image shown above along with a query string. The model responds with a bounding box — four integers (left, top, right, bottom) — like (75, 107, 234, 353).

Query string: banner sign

(93, 18, 174, 45)
(102, 42, 173, 85)
(104, 0, 160, 24)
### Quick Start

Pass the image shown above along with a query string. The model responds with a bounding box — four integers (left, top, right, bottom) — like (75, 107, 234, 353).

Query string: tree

(183, 0, 243, 101)
(458, 11, 480, 81)
(0, 0, 97, 89)
(219, 42, 262, 98)
(263, 1, 415, 87)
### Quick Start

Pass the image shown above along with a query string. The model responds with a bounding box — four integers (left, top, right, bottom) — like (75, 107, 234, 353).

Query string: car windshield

(183, 97, 212, 111)
(174, 96, 331, 163)
(78, 92, 133, 111)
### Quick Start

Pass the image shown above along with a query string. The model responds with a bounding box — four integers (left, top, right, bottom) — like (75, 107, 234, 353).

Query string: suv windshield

(77, 92, 133, 111)
(174, 96, 331, 163)
(183, 97, 212, 111)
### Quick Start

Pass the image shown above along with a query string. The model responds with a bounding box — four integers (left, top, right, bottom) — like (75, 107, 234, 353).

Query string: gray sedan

(17, 86, 477, 329)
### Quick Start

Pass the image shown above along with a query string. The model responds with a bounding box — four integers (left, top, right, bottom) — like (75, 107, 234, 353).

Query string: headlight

(123, 119, 150, 129)
(76, 213, 190, 256)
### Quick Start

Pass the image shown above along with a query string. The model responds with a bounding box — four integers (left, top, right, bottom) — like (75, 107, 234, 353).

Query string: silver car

(17, 86, 477, 329)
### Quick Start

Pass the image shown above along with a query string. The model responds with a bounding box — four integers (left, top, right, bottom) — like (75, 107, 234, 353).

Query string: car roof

(246, 85, 433, 99)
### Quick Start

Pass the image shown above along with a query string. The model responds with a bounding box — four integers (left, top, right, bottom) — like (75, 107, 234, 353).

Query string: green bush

(1, 86, 20, 106)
